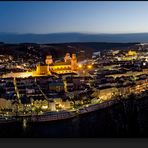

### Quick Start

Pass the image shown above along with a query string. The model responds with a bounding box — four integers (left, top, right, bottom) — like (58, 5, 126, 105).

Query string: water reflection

(1, 97, 148, 138)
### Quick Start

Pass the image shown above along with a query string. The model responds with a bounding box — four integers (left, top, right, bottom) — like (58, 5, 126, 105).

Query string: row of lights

(78, 64, 93, 69)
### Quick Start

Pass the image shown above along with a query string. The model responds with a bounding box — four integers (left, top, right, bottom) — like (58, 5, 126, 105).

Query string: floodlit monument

(34, 53, 78, 75)
(126, 50, 137, 56)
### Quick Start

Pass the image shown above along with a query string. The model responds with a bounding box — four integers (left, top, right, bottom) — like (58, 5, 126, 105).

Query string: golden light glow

(20, 72, 33, 78)
(3, 53, 79, 78)
(41, 105, 48, 110)
(59, 104, 65, 108)
(2, 71, 33, 78)
(87, 65, 92, 69)
(78, 64, 83, 68)
(126, 50, 137, 56)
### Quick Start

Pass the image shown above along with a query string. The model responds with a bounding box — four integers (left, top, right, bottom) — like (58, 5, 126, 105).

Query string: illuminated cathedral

(34, 53, 78, 75)
(126, 50, 137, 56)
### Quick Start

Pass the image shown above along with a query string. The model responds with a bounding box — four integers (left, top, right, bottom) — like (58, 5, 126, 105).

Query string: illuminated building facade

(126, 50, 137, 56)
(71, 54, 77, 71)
(116, 50, 138, 61)
(45, 55, 53, 65)
(35, 63, 51, 75)
(64, 53, 71, 63)
(34, 53, 78, 75)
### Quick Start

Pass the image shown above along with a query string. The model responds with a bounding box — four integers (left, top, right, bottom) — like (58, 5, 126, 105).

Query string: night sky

(0, 1, 148, 34)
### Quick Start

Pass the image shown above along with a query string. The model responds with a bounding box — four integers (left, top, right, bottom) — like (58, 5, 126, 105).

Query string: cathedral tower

(71, 54, 77, 71)
(64, 53, 71, 63)
(45, 55, 53, 65)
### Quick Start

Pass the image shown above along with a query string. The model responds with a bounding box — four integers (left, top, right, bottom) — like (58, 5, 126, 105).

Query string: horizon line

(1, 32, 148, 35)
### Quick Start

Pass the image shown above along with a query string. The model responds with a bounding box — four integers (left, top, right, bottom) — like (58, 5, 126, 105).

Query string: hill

(0, 32, 148, 44)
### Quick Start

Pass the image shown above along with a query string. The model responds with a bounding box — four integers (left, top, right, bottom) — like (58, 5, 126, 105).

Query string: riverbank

(0, 93, 148, 137)
(0, 97, 119, 124)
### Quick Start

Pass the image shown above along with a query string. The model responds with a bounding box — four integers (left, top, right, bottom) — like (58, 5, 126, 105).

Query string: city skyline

(0, 1, 148, 138)
(1, 1, 148, 34)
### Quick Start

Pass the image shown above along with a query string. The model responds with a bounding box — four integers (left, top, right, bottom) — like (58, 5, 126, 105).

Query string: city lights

(0, 39, 147, 138)
(41, 105, 48, 110)
(87, 65, 92, 69)
(78, 64, 83, 68)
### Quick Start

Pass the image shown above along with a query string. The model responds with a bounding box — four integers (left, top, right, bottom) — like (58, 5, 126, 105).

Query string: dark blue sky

(0, 2, 148, 34)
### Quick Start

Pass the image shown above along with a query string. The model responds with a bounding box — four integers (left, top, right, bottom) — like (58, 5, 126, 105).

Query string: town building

(33, 53, 78, 75)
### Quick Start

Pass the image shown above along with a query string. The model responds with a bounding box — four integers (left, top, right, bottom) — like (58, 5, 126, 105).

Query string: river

(0, 96, 148, 138)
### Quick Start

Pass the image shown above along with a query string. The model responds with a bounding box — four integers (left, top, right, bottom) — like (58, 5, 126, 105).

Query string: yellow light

(41, 105, 48, 110)
(78, 64, 82, 68)
(87, 65, 92, 69)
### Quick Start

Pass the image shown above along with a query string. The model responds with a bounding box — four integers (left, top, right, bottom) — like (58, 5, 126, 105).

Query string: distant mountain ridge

(0, 32, 148, 43)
